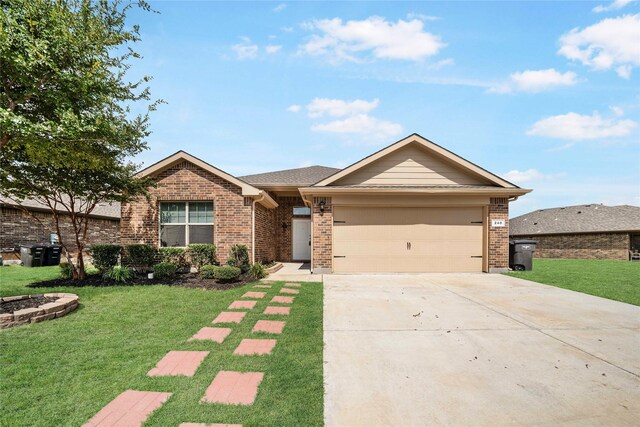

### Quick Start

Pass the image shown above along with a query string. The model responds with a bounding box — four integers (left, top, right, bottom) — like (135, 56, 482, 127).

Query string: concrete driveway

(324, 273, 640, 426)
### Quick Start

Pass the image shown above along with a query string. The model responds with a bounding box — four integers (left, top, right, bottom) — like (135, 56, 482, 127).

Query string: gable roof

(510, 204, 640, 235)
(136, 151, 277, 208)
(240, 166, 340, 187)
(314, 133, 520, 189)
(0, 196, 120, 219)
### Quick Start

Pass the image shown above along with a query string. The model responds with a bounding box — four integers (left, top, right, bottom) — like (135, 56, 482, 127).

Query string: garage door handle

(407, 242, 411, 250)
(471, 255, 483, 258)
(334, 255, 346, 258)
(471, 221, 483, 224)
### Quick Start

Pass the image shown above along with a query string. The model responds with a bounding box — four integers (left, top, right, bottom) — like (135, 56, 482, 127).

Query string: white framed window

(293, 206, 311, 216)
(159, 201, 214, 247)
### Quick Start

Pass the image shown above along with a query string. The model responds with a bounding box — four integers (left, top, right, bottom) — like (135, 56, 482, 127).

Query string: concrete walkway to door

(324, 273, 640, 426)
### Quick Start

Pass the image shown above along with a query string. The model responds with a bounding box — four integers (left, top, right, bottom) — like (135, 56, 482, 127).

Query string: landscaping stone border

(0, 293, 79, 329)
(265, 262, 283, 275)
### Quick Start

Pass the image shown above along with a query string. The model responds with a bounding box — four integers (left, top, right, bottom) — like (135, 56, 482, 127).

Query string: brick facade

(488, 197, 509, 272)
(254, 202, 276, 264)
(0, 206, 119, 259)
(513, 232, 631, 260)
(311, 197, 332, 271)
(120, 161, 253, 264)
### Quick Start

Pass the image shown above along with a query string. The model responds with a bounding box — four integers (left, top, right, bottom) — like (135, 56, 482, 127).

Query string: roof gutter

(299, 187, 532, 197)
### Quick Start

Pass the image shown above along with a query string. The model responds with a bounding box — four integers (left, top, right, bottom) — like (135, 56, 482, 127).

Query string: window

(293, 206, 311, 216)
(160, 202, 214, 247)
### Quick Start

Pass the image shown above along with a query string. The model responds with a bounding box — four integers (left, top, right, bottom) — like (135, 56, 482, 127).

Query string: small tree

(0, 0, 159, 278)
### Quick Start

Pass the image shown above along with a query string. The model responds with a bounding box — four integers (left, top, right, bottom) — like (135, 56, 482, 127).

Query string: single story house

(0, 197, 120, 262)
(121, 133, 531, 273)
(510, 204, 640, 261)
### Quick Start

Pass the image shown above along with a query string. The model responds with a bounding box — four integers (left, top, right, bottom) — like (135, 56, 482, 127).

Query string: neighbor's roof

(240, 165, 340, 186)
(0, 197, 121, 219)
(510, 204, 640, 235)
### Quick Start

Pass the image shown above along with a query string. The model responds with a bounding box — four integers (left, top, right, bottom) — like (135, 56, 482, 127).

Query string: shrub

(103, 265, 134, 283)
(90, 244, 121, 273)
(158, 247, 189, 270)
(227, 244, 250, 273)
(249, 262, 267, 280)
(125, 244, 157, 271)
(200, 264, 219, 279)
(59, 262, 73, 279)
(187, 244, 217, 270)
(153, 262, 177, 279)
(213, 265, 241, 282)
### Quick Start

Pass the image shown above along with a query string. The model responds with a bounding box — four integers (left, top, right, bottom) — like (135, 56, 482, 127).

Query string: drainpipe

(251, 192, 266, 264)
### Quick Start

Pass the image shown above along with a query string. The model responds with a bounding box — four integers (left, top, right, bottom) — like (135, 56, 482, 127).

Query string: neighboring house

(121, 133, 530, 273)
(0, 197, 120, 261)
(510, 204, 640, 261)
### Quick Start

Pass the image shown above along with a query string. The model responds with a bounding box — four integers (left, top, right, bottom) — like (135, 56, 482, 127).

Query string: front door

(292, 218, 311, 261)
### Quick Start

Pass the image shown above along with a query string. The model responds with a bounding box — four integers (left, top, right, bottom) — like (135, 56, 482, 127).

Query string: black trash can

(509, 240, 537, 271)
(20, 245, 46, 267)
(43, 244, 62, 266)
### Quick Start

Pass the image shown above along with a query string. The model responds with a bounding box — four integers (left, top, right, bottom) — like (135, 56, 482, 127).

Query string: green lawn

(505, 258, 640, 306)
(0, 266, 323, 426)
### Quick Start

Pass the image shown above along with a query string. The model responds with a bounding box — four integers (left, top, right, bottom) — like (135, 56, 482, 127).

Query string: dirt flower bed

(0, 295, 59, 314)
(27, 272, 256, 290)
(0, 293, 79, 329)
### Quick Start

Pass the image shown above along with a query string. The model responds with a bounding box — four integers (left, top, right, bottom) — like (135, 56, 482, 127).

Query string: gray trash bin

(509, 240, 537, 271)
(20, 245, 46, 267)
(43, 244, 62, 266)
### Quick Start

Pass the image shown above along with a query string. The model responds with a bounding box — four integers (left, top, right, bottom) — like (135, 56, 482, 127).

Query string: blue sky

(128, 1, 640, 217)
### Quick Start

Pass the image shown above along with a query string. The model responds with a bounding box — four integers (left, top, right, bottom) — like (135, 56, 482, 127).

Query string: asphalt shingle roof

(240, 165, 340, 186)
(0, 197, 121, 219)
(510, 204, 640, 235)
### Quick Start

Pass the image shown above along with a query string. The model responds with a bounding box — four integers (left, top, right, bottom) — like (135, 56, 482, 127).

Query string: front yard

(0, 266, 323, 426)
(506, 258, 640, 306)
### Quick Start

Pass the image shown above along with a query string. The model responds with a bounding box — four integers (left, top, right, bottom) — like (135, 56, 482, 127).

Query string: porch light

(319, 200, 325, 213)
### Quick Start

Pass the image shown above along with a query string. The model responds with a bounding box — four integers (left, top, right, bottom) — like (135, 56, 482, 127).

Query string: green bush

(90, 244, 121, 273)
(213, 265, 241, 282)
(227, 244, 250, 273)
(187, 244, 217, 270)
(59, 262, 73, 279)
(158, 247, 189, 270)
(103, 265, 134, 283)
(125, 244, 157, 270)
(153, 262, 177, 279)
(249, 262, 267, 280)
(199, 264, 219, 279)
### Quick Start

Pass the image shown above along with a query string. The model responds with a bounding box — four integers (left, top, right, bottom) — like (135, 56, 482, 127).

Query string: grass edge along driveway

(505, 258, 640, 306)
(0, 266, 323, 426)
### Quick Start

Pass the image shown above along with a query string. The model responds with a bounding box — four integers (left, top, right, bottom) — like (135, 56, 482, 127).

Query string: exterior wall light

(319, 200, 325, 213)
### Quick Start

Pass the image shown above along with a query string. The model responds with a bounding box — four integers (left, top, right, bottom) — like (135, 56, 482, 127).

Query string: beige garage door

(333, 206, 484, 273)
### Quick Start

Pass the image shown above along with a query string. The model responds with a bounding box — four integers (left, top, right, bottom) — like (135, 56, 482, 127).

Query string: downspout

(251, 192, 266, 265)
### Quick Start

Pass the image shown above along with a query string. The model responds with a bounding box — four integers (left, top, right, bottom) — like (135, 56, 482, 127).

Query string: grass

(505, 258, 640, 306)
(0, 266, 323, 426)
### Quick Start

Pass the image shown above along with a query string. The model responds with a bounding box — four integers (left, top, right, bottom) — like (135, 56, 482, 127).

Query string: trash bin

(509, 240, 537, 271)
(43, 244, 62, 266)
(20, 245, 46, 267)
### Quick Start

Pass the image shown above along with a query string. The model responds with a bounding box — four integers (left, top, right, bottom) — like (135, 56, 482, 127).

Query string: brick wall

(120, 161, 252, 264)
(273, 195, 307, 262)
(488, 197, 509, 271)
(312, 197, 332, 271)
(0, 206, 119, 258)
(512, 232, 631, 260)
(254, 202, 276, 263)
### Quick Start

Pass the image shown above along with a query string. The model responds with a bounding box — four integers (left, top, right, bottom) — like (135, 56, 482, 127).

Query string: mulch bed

(0, 296, 59, 314)
(27, 272, 256, 291)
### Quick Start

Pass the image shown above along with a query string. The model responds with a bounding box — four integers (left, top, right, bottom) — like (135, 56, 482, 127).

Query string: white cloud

(305, 98, 379, 118)
(266, 44, 282, 54)
(489, 69, 579, 94)
(287, 104, 302, 113)
(300, 16, 446, 62)
(527, 112, 637, 140)
(281, 26, 294, 32)
(428, 58, 455, 70)
(406, 12, 440, 22)
(502, 169, 566, 184)
(593, 0, 634, 13)
(311, 114, 403, 140)
(232, 37, 258, 60)
(273, 3, 287, 13)
(558, 14, 640, 78)
(610, 105, 625, 116)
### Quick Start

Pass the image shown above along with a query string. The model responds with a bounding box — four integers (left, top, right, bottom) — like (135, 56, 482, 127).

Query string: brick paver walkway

(280, 288, 299, 294)
(189, 327, 232, 343)
(252, 320, 286, 334)
(253, 284, 271, 288)
(233, 339, 277, 356)
(148, 351, 209, 377)
(270, 295, 294, 304)
(242, 291, 266, 299)
(228, 300, 256, 310)
(285, 283, 301, 287)
(82, 390, 172, 427)
(179, 423, 242, 427)
(264, 306, 290, 315)
(201, 371, 264, 405)
(212, 311, 246, 324)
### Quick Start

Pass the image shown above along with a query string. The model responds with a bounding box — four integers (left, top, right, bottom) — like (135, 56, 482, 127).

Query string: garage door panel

(333, 206, 484, 273)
